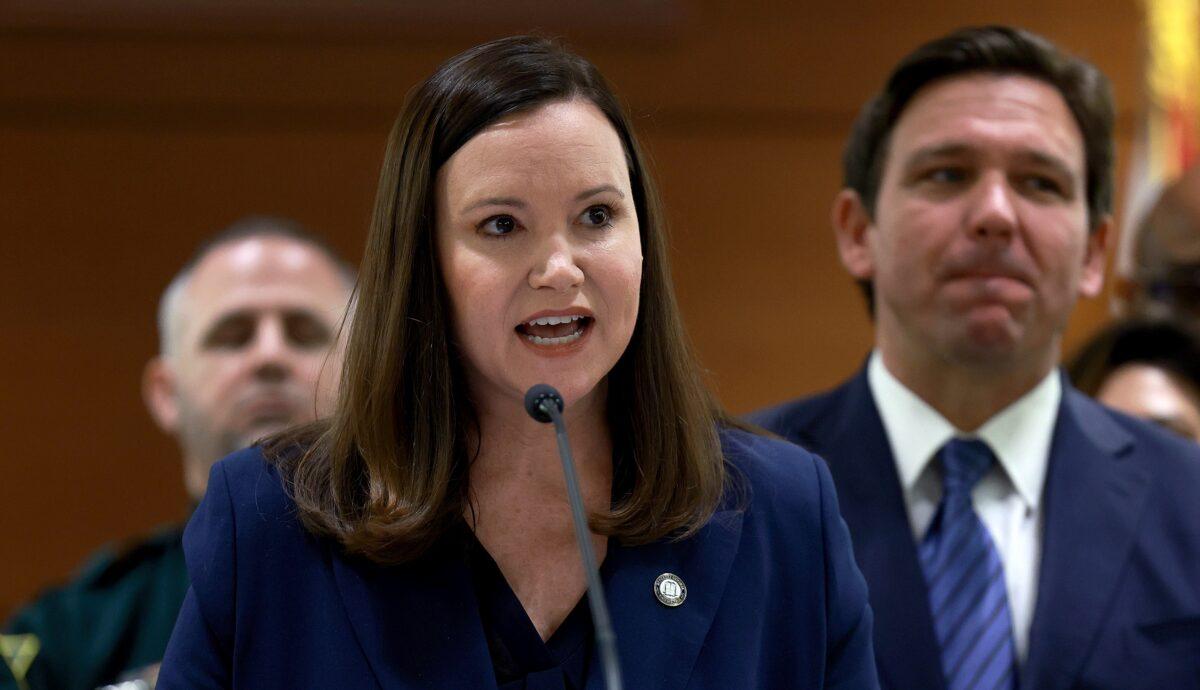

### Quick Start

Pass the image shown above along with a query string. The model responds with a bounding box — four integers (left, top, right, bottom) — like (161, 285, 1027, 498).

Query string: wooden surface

(0, 0, 1140, 617)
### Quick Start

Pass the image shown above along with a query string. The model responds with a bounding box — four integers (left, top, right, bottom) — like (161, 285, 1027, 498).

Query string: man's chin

(948, 328, 1030, 371)
(234, 420, 302, 450)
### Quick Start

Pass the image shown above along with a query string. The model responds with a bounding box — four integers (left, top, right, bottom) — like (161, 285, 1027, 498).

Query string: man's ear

(1078, 214, 1111, 298)
(832, 189, 876, 280)
(142, 357, 180, 435)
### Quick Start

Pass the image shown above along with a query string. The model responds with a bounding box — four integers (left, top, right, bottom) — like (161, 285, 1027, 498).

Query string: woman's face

(435, 98, 642, 416)
(1097, 363, 1200, 442)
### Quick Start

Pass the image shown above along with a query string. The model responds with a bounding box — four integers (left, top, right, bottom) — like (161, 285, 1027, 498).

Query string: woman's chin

(519, 373, 608, 415)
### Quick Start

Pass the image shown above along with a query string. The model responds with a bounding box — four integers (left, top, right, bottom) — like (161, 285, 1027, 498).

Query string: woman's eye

(582, 205, 613, 227)
(481, 214, 517, 236)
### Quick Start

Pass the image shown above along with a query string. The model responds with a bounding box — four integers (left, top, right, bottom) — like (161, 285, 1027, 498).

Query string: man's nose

(249, 318, 293, 382)
(528, 233, 585, 291)
(966, 173, 1018, 242)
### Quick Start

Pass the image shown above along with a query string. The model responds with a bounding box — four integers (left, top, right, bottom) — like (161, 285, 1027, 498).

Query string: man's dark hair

(843, 26, 1115, 310)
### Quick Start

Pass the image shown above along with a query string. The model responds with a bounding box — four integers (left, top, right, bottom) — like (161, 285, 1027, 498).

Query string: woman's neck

(466, 385, 613, 534)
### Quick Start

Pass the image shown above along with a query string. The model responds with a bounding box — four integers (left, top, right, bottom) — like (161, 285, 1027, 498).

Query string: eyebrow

(903, 143, 975, 169)
(904, 143, 1077, 181)
(459, 185, 626, 215)
(199, 311, 253, 346)
(461, 197, 527, 214)
(1012, 150, 1077, 182)
(199, 308, 328, 337)
(1148, 415, 1196, 439)
(576, 184, 625, 201)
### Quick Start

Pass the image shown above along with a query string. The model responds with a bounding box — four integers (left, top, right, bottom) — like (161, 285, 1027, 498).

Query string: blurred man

(1119, 165, 1200, 320)
(2, 217, 354, 689)
(753, 27, 1200, 690)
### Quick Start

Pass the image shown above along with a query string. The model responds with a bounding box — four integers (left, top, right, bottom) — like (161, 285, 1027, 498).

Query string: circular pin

(653, 572, 687, 607)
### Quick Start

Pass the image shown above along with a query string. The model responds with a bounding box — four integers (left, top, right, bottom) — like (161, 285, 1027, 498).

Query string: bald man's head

(143, 222, 354, 500)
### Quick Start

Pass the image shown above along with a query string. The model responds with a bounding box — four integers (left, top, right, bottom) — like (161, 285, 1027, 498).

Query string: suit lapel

(331, 539, 497, 689)
(1024, 386, 1148, 690)
(591, 509, 744, 690)
(330, 512, 743, 690)
(816, 370, 945, 690)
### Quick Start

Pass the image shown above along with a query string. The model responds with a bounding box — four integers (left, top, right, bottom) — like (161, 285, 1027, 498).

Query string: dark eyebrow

(461, 197, 527, 214)
(902, 143, 974, 170)
(904, 142, 1077, 183)
(1012, 150, 1077, 183)
(576, 185, 625, 201)
(1148, 415, 1196, 439)
(199, 310, 254, 346)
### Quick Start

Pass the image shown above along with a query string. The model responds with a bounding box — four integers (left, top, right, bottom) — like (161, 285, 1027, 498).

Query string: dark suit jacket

(750, 368, 1200, 690)
(156, 427, 879, 689)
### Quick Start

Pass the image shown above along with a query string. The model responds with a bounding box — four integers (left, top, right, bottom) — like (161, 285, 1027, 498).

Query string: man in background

(2, 217, 354, 689)
(753, 26, 1200, 689)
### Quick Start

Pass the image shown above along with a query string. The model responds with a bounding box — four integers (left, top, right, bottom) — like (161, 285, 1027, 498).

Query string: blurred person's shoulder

(198, 444, 305, 539)
(4, 525, 186, 688)
(8, 524, 186, 630)
(718, 425, 837, 526)
(1072, 386, 1200, 498)
(747, 371, 863, 452)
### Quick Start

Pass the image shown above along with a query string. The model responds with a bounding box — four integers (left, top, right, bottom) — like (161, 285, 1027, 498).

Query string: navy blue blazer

(156, 427, 879, 689)
(750, 368, 1200, 690)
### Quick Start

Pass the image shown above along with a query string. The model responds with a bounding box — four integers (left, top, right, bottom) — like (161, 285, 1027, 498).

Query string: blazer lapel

(816, 370, 945, 690)
(331, 540, 497, 689)
(1023, 386, 1149, 690)
(330, 515, 743, 690)
(593, 509, 744, 690)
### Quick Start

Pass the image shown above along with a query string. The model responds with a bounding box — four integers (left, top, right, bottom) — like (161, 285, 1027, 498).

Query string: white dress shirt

(866, 352, 1059, 663)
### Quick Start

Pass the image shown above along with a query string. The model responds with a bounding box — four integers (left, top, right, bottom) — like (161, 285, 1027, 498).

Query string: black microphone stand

(524, 384, 623, 690)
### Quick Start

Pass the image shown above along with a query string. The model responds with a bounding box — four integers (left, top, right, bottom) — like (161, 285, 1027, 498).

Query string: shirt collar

(867, 351, 1059, 509)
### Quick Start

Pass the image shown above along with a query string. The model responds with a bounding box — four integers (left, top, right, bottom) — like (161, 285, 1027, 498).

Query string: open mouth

(515, 314, 593, 346)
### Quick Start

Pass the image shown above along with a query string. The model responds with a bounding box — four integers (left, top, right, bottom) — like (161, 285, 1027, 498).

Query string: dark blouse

(465, 528, 595, 690)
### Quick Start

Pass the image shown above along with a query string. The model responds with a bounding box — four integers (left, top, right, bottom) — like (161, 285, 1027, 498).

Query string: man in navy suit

(752, 26, 1200, 690)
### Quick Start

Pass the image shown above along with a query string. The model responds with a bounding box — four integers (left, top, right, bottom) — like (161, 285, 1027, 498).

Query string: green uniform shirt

(2, 526, 187, 690)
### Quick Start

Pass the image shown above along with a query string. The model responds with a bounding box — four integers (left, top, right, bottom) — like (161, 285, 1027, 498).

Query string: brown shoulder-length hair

(267, 35, 736, 565)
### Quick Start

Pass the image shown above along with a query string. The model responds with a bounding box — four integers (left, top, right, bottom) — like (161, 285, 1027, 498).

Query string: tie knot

(939, 438, 995, 495)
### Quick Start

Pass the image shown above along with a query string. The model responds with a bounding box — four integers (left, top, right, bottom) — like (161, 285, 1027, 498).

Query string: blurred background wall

(0, 0, 1139, 617)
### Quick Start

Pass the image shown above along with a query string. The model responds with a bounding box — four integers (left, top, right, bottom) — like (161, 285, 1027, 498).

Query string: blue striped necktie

(918, 438, 1018, 690)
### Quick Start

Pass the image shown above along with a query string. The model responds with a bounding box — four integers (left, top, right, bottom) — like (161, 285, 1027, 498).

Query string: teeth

(527, 314, 584, 326)
(526, 330, 584, 346)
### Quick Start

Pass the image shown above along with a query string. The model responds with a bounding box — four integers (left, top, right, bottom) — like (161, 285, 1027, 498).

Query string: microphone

(524, 384, 623, 690)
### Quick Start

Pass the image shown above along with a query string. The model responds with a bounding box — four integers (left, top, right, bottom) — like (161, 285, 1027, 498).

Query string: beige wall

(0, 0, 1140, 616)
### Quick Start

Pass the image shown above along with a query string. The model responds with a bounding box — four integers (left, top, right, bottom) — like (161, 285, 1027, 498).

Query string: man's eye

(1022, 175, 1066, 196)
(480, 215, 518, 236)
(925, 167, 967, 184)
(202, 319, 254, 350)
(581, 205, 613, 227)
(286, 314, 332, 348)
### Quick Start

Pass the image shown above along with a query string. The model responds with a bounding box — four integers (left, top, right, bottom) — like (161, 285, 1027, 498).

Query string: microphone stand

(525, 385, 623, 690)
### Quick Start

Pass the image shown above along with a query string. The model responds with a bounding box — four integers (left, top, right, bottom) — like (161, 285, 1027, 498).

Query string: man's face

(838, 74, 1107, 375)
(146, 236, 350, 500)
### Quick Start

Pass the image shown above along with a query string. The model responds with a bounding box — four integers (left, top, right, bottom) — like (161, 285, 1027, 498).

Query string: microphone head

(524, 384, 564, 423)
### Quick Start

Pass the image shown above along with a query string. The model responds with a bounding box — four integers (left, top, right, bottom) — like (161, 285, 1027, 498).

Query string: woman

(158, 36, 876, 689)
(1068, 318, 1200, 442)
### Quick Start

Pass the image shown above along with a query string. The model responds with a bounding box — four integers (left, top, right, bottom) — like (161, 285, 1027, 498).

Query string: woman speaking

(157, 36, 877, 689)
